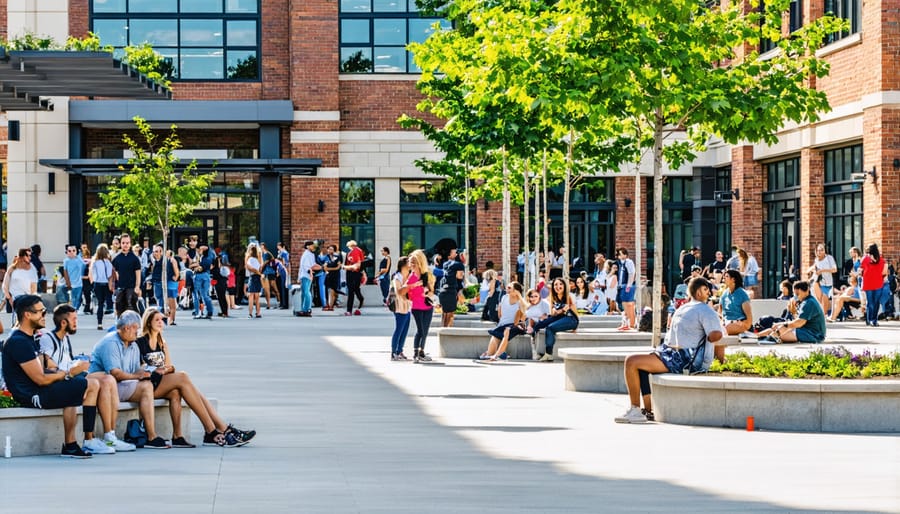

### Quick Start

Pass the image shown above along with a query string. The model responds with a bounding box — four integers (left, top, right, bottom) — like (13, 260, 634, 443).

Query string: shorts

(117, 379, 140, 402)
(654, 346, 691, 374)
(154, 283, 179, 301)
(819, 285, 833, 297)
(226, 286, 236, 295)
(618, 286, 635, 303)
(438, 290, 458, 312)
(744, 274, 759, 286)
(33, 377, 88, 409)
(247, 275, 262, 293)
(488, 323, 525, 340)
(794, 327, 823, 344)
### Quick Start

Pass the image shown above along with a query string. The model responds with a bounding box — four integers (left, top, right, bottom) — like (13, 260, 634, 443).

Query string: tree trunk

(563, 129, 573, 281)
(652, 111, 665, 346)
(523, 160, 530, 290)
(634, 161, 643, 341)
(542, 151, 549, 282)
(502, 151, 511, 284)
(533, 166, 540, 288)
(464, 166, 471, 284)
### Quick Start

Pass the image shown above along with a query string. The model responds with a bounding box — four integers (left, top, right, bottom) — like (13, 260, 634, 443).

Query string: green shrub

(711, 347, 899, 379)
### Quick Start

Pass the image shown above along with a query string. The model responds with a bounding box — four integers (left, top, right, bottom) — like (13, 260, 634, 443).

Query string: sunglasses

(29, 308, 47, 316)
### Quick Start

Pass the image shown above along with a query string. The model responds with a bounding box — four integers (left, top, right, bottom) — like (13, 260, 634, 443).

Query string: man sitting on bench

(762, 280, 826, 344)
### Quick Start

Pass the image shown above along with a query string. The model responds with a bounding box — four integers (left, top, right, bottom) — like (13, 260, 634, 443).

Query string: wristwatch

(63, 370, 71, 381)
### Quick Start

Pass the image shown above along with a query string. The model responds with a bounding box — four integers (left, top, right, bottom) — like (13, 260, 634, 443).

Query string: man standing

(343, 240, 365, 316)
(191, 245, 215, 319)
(38, 304, 136, 453)
(89, 310, 171, 449)
(62, 244, 85, 311)
(593, 252, 606, 278)
(616, 278, 723, 423)
(297, 240, 320, 317)
(277, 242, 291, 280)
(438, 248, 465, 327)
(2, 295, 103, 457)
(616, 247, 637, 331)
(111, 233, 142, 316)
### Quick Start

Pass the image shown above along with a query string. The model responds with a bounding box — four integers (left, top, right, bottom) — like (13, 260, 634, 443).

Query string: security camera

(850, 172, 868, 182)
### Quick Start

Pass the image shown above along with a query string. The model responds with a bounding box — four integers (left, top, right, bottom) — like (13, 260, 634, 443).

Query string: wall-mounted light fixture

(624, 198, 632, 208)
(48, 172, 55, 195)
(893, 158, 899, 170)
(851, 167, 877, 183)
(714, 188, 740, 202)
(317, 199, 325, 212)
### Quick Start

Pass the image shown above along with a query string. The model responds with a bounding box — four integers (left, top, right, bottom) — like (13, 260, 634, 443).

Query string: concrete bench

(749, 299, 787, 322)
(650, 374, 900, 433)
(448, 317, 622, 330)
(436, 327, 655, 360)
(0, 399, 195, 457)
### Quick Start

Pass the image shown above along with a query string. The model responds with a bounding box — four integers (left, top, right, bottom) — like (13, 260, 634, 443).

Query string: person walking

(377, 247, 392, 307)
(297, 240, 320, 317)
(89, 245, 114, 331)
(408, 249, 435, 362)
(860, 243, 888, 326)
(343, 240, 365, 316)
(244, 245, 263, 319)
(390, 257, 412, 360)
(190, 245, 215, 319)
(212, 252, 229, 317)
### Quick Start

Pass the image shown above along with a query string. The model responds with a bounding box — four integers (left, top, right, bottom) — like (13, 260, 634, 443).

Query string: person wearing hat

(342, 240, 365, 316)
(296, 240, 321, 317)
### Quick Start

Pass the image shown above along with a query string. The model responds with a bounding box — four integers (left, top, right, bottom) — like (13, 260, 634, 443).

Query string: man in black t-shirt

(111, 233, 143, 317)
(1, 295, 102, 458)
(438, 248, 466, 327)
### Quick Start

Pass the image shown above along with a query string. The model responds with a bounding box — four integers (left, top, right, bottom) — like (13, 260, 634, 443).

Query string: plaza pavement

(0, 304, 898, 513)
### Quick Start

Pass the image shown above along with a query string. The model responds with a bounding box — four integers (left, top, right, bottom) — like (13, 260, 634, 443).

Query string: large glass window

(824, 144, 863, 287)
(825, 0, 862, 43)
(339, 1, 450, 73)
(646, 177, 693, 294)
(91, 0, 260, 80)
(400, 180, 475, 263)
(340, 180, 376, 275)
(763, 156, 801, 297)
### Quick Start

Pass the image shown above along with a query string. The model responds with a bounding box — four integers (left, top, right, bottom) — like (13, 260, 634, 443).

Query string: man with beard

(38, 304, 136, 453)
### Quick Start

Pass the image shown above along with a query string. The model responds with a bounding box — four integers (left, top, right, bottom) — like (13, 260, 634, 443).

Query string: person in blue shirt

(191, 245, 215, 319)
(767, 281, 826, 343)
(62, 244, 85, 310)
(717, 270, 752, 361)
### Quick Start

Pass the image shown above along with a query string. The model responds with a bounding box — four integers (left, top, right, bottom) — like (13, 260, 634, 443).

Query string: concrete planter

(650, 374, 900, 433)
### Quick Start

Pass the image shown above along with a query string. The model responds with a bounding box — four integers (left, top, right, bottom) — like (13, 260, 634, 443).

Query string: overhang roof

(39, 158, 320, 176)
(0, 49, 171, 111)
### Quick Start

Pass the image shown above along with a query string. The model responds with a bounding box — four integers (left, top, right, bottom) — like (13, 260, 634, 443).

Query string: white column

(374, 178, 400, 260)
(8, 1, 70, 42)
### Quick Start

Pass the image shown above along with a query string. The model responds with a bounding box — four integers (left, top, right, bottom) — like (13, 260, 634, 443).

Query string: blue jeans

(391, 312, 411, 354)
(865, 288, 884, 325)
(193, 272, 214, 317)
(545, 315, 579, 353)
(411, 308, 433, 351)
(300, 276, 313, 313)
(316, 273, 326, 307)
(68, 286, 83, 310)
(379, 274, 390, 302)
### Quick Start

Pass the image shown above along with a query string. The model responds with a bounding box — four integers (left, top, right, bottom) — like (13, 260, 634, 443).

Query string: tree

(340, 50, 373, 73)
(87, 116, 214, 314)
(227, 54, 259, 79)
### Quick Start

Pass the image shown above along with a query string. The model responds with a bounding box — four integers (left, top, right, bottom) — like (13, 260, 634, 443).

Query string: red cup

(746, 416, 755, 431)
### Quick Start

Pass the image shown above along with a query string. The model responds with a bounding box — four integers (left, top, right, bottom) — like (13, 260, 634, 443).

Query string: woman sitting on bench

(827, 275, 862, 322)
(479, 282, 526, 361)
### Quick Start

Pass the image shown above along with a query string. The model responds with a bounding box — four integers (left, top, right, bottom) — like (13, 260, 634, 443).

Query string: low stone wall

(559, 348, 642, 393)
(436, 327, 654, 360)
(449, 317, 622, 330)
(0, 399, 194, 457)
(650, 374, 900, 433)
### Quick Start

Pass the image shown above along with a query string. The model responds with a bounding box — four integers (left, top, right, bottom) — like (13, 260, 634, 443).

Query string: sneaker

(397, 352, 409, 361)
(739, 331, 755, 339)
(641, 409, 655, 422)
(497, 352, 509, 360)
(104, 433, 136, 452)
(477, 353, 491, 361)
(97, 325, 103, 331)
(60, 443, 92, 459)
(226, 424, 255, 445)
(416, 351, 432, 362)
(391, 353, 400, 361)
(615, 406, 648, 424)
(758, 336, 779, 345)
(83, 438, 115, 455)
(539, 353, 554, 362)
(354, 309, 362, 316)
(202, 429, 240, 447)
(171, 436, 196, 448)
(143, 437, 171, 449)
(344, 312, 352, 316)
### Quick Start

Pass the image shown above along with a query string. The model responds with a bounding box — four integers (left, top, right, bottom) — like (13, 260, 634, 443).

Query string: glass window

(373, 47, 406, 73)
(129, 19, 178, 46)
(341, 48, 373, 73)
(789, 0, 803, 33)
(129, 0, 177, 12)
(182, 0, 223, 12)
(92, 0, 125, 13)
(226, 0, 258, 13)
(341, 19, 370, 44)
(341, 0, 371, 13)
(826, 0, 861, 43)
(409, 18, 450, 44)
(374, 19, 406, 45)
(227, 20, 256, 46)
(180, 49, 223, 79)
(227, 50, 258, 79)
(340, 180, 376, 275)
(374, 0, 405, 12)
(93, 19, 128, 46)
(340, 180, 375, 203)
(180, 20, 223, 46)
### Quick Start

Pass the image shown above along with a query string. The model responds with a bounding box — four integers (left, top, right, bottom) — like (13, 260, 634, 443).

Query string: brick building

(0, 1, 896, 297)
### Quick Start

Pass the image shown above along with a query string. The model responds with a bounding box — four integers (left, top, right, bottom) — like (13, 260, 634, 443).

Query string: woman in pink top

(408, 249, 435, 362)
(859, 243, 888, 326)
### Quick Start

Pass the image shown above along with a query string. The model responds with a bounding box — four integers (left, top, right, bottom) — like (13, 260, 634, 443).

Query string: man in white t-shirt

(808, 243, 837, 315)
(296, 240, 321, 317)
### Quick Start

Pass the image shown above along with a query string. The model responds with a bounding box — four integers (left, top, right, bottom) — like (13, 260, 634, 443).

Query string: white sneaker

(615, 406, 649, 424)
(83, 437, 115, 455)
(104, 432, 136, 452)
(538, 353, 554, 362)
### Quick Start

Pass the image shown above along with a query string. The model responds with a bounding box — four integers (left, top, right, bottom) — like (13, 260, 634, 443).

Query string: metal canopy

(0, 49, 171, 111)
(39, 158, 321, 176)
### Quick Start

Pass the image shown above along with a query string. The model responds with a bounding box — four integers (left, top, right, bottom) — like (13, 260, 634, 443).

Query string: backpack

(673, 284, 689, 310)
(124, 419, 148, 448)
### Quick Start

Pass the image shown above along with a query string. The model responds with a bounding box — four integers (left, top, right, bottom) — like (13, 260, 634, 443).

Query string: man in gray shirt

(89, 310, 170, 449)
(616, 277, 723, 424)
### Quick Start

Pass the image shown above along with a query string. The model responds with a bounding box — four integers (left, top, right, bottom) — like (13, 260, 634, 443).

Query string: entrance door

(764, 205, 800, 298)
(171, 216, 218, 250)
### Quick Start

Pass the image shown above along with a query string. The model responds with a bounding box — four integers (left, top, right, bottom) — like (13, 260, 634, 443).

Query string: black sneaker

(171, 436, 196, 448)
(641, 409, 655, 422)
(202, 430, 222, 446)
(416, 350, 432, 362)
(143, 437, 171, 449)
(226, 424, 255, 445)
(203, 430, 242, 447)
(60, 443, 92, 459)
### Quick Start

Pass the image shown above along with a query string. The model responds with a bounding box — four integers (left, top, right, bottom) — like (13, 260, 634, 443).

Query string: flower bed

(1, 389, 20, 408)
(708, 347, 900, 379)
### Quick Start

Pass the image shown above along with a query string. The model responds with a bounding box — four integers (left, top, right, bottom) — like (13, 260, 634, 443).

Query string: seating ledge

(651, 374, 900, 393)
(0, 399, 175, 419)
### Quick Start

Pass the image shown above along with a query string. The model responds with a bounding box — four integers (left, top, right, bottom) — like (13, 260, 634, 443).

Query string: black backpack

(124, 419, 148, 448)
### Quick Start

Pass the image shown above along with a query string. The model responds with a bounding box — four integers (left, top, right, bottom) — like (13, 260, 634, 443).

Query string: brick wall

(475, 199, 521, 278)
(68, 0, 88, 37)
(339, 80, 442, 131)
(287, 177, 340, 261)
(290, 0, 339, 111)
(863, 106, 900, 258)
(612, 175, 650, 278)
(291, 143, 338, 168)
(800, 148, 825, 273)
(730, 146, 764, 264)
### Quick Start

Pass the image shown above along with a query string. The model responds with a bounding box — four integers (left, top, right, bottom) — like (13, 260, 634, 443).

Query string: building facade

(0, 0, 896, 296)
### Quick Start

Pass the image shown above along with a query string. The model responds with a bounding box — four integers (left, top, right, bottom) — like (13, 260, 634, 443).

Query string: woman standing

(408, 249, 435, 362)
(737, 248, 760, 298)
(244, 245, 263, 319)
(80, 243, 94, 314)
(343, 240, 365, 316)
(150, 245, 180, 326)
(212, 252, 229, 317)
(478, 282, 526, 361)
(377, 247, 392, 307)
(605, 261, 619, 314)
(531, 278, 579, 361)
(89, 244, 114, 331)
(136, 308, 254, 447)
(860, 243, 888, 326)
(390, 257, 411, 360)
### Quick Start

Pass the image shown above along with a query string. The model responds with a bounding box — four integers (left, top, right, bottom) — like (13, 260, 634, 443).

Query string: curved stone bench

(0, 399, 198, 457)
(559, 348, 643, 393)
(449, 317, 622, 330)
(551, 330, 652, 356)
(650, 374, 900, 433)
